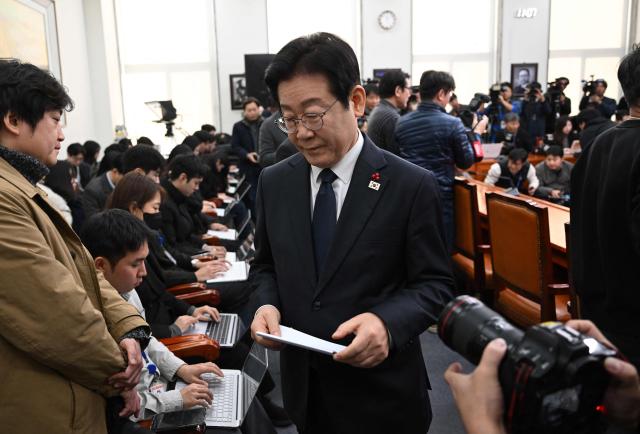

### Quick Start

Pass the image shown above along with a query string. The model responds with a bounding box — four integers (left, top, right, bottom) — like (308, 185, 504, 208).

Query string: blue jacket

(395, 101, 474, 199)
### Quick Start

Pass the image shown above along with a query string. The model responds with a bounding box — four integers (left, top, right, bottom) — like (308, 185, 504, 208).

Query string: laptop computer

(176, 342, 268, 428)
(207, 213, 251, 241)
(187, 313, 241, 348)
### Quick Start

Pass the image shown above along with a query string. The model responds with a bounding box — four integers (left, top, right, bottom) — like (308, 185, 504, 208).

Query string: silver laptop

(176, 342, 268, 428)
(188, 313, 240, 348)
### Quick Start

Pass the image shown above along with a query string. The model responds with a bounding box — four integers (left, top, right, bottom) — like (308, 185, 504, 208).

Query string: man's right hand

(174, 315, 199, 333)
(566, 320, 640, 430)
(180, 383, 213, 409)
(251, 305, 285, 350)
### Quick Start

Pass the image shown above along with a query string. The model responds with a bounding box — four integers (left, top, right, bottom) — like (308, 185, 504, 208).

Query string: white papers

(207, 228, 237, 240)
(256, 325, 346, 356)
(215, 208, 225, 217)
(226, 252, 237, 262)
(207, 261, 248, 283)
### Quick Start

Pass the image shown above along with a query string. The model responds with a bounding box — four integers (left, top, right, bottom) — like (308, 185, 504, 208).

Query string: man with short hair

(497, 112, 533, 154)
(231, 97, 263, 213)
(484, 82, 521, 142)
(534, 145, 572, 204)
(571, 46, 640, 371)
(66, 141, 90, 189)
(363, 82, 380, 116)
(484, 147, 539, 195)
(122, 144, 165, 183)
(579, 78, 617, 119)
(367, 70, 411, 154)
(0, 59, 148, 434)
(251, 33, 454, 434)
(395, 70, 475, 251)
(83, 149, 124, 219)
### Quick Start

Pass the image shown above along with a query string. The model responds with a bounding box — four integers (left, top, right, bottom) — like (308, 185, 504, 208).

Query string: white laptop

(207, 213, 251, 241)
(206, 261, 248, 283)
(176, 343, 268, 427)
(186, 313, 240, 348)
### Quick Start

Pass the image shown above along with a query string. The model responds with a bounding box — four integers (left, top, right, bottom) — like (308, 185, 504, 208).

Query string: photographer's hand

(444, 338, 508, 434)
(566, 320, 640, 430)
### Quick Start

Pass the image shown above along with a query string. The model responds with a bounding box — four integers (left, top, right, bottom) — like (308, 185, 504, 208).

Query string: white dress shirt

(310, 130, 364, 220)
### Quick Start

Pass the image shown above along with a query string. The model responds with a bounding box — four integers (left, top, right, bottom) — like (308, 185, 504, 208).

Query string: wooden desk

(461, 177, 570, 267)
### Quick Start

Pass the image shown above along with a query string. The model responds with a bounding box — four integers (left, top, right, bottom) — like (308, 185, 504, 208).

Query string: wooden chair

(564, 222, 581, 318)
(485, 192, 572, 327)
(159, 334, 220, 362)
(166, 282, 221, 306)
(451, 178, 494, 297)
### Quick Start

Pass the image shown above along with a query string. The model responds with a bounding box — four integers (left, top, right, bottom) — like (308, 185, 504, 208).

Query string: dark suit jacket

(159, 179, 204, 255)
(81, 173, 113, 220)
(250, 136, 454, 433)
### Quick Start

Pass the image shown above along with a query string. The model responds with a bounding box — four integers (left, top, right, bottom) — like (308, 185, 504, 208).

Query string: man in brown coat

(0, 60, 149, 433)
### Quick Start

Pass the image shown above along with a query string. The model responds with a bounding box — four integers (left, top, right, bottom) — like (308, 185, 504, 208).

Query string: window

(548, 0, 629, 115)
(115, 0, 218, 147)
(412, 0, 498, 104)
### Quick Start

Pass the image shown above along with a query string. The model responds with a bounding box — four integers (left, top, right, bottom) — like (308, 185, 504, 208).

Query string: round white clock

(378, 10, 396, 31)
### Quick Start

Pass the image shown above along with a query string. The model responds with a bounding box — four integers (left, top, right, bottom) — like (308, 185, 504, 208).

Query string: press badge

(149, 379, 166, 395)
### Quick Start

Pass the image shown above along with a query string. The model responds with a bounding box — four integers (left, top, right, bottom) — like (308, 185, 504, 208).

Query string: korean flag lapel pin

(368, 172, 381, 191)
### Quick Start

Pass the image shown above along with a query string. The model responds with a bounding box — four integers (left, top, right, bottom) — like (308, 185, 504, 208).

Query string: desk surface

(463, 177, 570, 252)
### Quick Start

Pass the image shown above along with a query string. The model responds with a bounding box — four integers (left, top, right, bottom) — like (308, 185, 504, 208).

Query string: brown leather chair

(451, 178, 494, 295)
(159, 334, 220, 362)
(166, 282, 221, 306)
(486, 192, 572, 327)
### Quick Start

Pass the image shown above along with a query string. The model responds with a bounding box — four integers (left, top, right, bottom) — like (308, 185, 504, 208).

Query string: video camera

(525, 82, 543, 102)
(469, 92, 491, 112)
(439, 296, 618, 434)
(582, 75, 596, 96)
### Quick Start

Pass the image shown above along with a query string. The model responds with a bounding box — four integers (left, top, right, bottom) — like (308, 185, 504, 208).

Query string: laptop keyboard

(206, 315, 232, 345)
(207, 374, 239, 423)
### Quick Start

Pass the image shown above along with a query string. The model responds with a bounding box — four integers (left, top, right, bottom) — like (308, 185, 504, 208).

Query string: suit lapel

(287, 154, 318, 287)
(315, 139, 388, 296)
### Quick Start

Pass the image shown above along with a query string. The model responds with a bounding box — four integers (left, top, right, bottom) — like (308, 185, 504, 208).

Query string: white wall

(361, 0, 412, 80)
(500, 0, 551, 85)
(214, 0, 268, 133)
(55, 0, 96, 151)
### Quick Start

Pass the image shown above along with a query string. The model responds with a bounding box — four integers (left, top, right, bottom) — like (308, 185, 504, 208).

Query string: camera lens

(438, 295, 523, 365)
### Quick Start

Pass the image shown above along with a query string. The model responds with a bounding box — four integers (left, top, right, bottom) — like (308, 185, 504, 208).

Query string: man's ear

(350, 85, 366, 118)
(178, 172, 188, 183)
(2, 112, 21, 136)
(94, 256, 109, 273)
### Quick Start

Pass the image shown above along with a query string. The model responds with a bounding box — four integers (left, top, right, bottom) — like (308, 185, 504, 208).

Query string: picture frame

(229, 74, 246, 110)
(510, 63, 538, 96)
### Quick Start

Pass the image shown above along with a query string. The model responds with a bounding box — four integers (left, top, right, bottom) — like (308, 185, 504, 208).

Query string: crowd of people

(1, 30, 639, 434)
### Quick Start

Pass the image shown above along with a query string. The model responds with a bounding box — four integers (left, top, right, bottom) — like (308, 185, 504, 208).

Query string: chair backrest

(486, 192, 553, 304)
(453, 179, 481, 259)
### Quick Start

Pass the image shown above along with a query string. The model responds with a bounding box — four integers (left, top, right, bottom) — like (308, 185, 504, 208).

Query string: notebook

(175, 342, 268, 427)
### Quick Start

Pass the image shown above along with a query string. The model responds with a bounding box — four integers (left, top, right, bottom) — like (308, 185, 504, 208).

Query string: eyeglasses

(275, 99, 339, 134)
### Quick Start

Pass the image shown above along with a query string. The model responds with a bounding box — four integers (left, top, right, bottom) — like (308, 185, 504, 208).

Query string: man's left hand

(119, 388, 141, 417)
(109, 338, 143, 389)
(177, 362, 224, 386)
(332, 313, 389, 368)
(192, 305, 221, 322)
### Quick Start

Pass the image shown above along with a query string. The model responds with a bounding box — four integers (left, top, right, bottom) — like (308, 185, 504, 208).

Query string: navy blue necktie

(312, 168, 338, 275)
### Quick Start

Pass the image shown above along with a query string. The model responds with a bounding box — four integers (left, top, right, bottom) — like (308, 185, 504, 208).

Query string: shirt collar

(105, 171, 115, 189)
(310, 130, 364, 185)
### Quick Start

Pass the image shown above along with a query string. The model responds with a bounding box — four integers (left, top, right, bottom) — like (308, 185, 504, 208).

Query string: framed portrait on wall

(229, 74, 246, 110)
(0, 0, 61, 80)
(511, 63, 538, 96)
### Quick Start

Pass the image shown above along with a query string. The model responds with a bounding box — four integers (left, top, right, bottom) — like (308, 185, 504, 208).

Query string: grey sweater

(367, 99, 401, 154)
(535, 160, 573, 197)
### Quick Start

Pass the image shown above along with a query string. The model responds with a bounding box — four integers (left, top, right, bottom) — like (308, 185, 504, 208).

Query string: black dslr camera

(438, 296, 618, 434)
(469, 92, 491, 112)
(582, 74, 596, 96)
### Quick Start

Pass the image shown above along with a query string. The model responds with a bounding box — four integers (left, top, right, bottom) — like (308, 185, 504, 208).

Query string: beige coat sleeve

(0, 195, 144, 394)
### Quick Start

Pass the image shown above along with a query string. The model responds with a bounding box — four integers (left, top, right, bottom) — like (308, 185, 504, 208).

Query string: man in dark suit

(81, 150, 123, 219)
(250, 32, 454, 434)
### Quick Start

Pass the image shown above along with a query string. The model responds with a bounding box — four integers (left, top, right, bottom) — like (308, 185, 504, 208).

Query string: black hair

(242, 97, 261, 110)
(66, 142, 85, 157)
(44, 160, 75, 203)
(364, 83, 380, 96)
(459, 110, 474, 129)
(264, 32, 361, 109)
(214, 132, 231, 145)
(83, 140, 101, 164)
(122, 145, 165, 174)
(508, 148, 528, 163)
(97, 150, 123, 176)
(500, 82, 512, 91)
(419, 70, 455, 100)
(201, 123, 217, 133)
(182, 135, 203, 150)
(615, 108, 630, 121)
(168, 154, 205, 180)
(594, 79, 608, 89)
(577, 108, 603, 126)
(545, 145, 563, 158)
(136, 136, 154, 146)
(378, 70, 409, 99)
(168, 144, 193, 162)
(119, 138, 133, 148)
(80, 209, 149, 267)
(0, 60, 73, 131)
(618, 45, 640, 108)
(104, 142, 129, 154)
(194, 130, 214, 143)
(553, 115, 570, 144)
